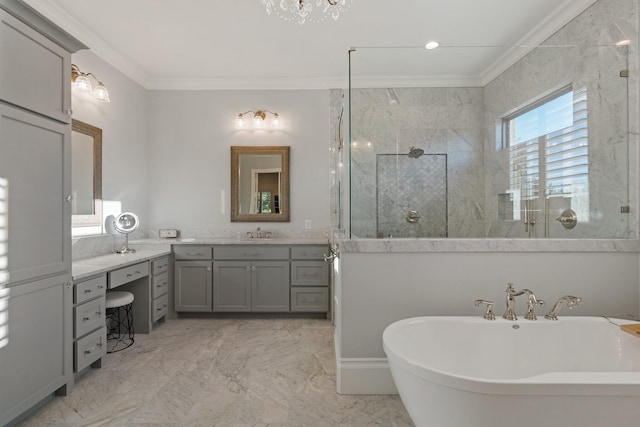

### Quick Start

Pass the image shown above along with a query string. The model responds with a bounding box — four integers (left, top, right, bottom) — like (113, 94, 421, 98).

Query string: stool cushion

(106, 291, 135, 308)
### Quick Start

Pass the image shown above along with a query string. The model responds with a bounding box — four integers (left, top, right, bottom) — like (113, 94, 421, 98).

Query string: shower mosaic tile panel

(377, 154, 447, 238)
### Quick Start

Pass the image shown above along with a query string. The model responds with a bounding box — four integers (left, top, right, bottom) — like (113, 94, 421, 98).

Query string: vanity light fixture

(236, 110, 280, 129)
(71, 64, 111, 102)
(262, 0, 353, 25)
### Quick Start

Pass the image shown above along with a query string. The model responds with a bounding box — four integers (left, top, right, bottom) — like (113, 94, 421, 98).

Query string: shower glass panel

(346, 21, 633, 239)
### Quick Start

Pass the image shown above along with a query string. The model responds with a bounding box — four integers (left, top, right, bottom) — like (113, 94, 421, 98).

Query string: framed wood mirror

(71, 119, 102, 227)
(231, 146, 290, 222)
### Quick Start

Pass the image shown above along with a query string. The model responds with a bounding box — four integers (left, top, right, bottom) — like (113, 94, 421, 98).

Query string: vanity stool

(105, 291, 135, 353)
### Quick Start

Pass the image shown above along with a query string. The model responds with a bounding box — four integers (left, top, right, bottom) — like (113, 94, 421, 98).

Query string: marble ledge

(336, 238, 640, 253)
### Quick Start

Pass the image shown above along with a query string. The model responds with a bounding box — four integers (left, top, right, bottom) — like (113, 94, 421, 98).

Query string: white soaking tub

(383, 316, 640, 427)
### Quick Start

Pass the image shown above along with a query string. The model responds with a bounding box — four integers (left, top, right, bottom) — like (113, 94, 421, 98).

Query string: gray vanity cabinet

(214, 246, 290, 313)
(174, 245, 213, 312)
(72, 274, 107, 373)
(213, 261, 252, 311)
(251, 261, 290, 312)
(290, 245, 330, 312)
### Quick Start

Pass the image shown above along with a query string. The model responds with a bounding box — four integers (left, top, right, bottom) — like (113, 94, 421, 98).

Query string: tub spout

(544, 295, 582, 320)
(503, 283, 526, 321)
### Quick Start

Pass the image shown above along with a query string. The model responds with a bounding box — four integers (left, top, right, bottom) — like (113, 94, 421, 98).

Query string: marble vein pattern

(18, 318, 414, 427)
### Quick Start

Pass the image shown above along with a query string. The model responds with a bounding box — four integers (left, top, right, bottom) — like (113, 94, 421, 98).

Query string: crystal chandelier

(262, 0, 353, 25)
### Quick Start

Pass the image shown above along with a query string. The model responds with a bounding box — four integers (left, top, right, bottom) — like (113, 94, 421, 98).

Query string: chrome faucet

(503, 283, 526, 320)
(246, 226, 271, 239)
(544, 295, 582, 320)
(523, 290, 545, 320)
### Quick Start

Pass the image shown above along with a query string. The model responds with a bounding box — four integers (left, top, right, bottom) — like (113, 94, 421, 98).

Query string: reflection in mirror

(71, 119, 102, 227)
(231, 146, 290, 222)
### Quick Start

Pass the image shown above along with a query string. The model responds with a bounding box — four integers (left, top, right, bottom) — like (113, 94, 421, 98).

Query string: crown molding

(20, 0, 153, 87)
(480, 0, 599, 86)
(22, 0, 597, 91)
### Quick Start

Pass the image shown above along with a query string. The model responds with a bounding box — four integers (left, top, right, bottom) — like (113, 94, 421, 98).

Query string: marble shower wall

(334, 0, 637, 239)
(348, 88, 485, 238)
(483, 0, 637, 238)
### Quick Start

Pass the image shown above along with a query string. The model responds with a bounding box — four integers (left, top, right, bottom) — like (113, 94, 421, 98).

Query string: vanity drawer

(152, 293, 169, 323)
(174, 245, 213, 260)
(291, 261, 329, 286)
(214, 246, 289, 260)
(151, 256, 170, 275)
(152, 271, 169, 298)
(291, 246, 328, 260)
(74, 274, 107, 304)
(75, 327, 107, 372)
(74, 296, 106, 338)
(108, 261, 149, 289)
(291, 287, 328, 312)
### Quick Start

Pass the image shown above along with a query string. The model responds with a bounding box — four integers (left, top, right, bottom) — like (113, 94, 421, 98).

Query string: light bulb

(73, 74, 92, 92)
(425, 41, 439, 50)
(271, 113, 280, 127)
(236, 114, 245, 129)
(93, 82, 110, 102)
(254, 114, 263, 128)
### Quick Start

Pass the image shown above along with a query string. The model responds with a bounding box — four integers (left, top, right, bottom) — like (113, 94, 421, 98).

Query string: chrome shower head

(408, 147, 424, 158)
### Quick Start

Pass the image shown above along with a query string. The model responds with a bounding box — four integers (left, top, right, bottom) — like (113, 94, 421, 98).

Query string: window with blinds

(505, 86, 589, 221)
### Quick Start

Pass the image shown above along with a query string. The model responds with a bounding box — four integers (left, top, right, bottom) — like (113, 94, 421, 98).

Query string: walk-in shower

(338, 12, 634, 239)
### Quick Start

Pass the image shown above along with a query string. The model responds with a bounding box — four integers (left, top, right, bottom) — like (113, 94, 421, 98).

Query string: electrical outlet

(305, 219, 312, 229)
(159, 228, 178, 238)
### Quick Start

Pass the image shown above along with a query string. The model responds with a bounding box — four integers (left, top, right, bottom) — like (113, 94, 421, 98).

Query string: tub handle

(474, 300, 496, 321)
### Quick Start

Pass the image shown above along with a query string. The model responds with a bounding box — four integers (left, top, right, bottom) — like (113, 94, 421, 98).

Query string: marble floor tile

(17, 318, 414, 427)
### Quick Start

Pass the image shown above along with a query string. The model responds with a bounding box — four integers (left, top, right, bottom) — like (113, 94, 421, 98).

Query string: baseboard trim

(334, 335, 398, 394)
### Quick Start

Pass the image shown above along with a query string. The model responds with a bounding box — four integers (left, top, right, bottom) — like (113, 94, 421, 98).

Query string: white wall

(71, 50, 149, 238)
(335, 249, 640, 393)
(146, 90, 330, 237)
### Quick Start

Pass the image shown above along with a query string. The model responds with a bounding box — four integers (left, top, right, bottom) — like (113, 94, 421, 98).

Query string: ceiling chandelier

(262, 0, 353, 25)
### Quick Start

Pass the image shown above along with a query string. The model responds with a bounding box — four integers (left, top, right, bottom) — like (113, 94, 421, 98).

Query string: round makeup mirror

(114, 212, 139, 254)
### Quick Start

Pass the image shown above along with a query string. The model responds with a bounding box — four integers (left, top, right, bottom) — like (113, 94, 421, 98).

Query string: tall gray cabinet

(0, 1, 86, 424)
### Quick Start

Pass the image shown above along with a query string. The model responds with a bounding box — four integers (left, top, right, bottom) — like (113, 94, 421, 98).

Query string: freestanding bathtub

(383, 316, 640, 427)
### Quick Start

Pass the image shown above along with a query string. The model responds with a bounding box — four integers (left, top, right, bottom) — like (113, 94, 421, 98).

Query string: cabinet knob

(66, 195, 73, 202)
(65, 108, 73, 116)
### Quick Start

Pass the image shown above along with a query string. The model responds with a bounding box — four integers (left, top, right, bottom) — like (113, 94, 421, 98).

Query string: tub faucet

(544, 295, 582, 320)
(503, 283, 527, 320)
(523, 290, 545, 321)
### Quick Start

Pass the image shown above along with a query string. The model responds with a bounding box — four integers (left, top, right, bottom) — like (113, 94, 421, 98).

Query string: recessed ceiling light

(425, 41, 439, 50)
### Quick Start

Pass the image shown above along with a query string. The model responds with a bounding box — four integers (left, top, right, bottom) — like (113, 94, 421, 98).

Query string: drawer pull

(84, 350, 92, 354)
(98, 285, 104, 289)
(95, 311, 102, 316)
(83, 316, 91, 321)
(135, 271, 141, 274)
(126, 273, 133, 277)
(156, 308, 162, 311)
(84, 289, 92, 293)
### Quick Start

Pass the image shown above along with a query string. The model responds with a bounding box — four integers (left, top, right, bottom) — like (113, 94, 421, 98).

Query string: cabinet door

(213, 261, 251, 312)
(0, 104, 71, 285)
(0, 9, 71, 123)
(0, 275, 72, 425)
(252, 261, 290, 312)
(174, 261, 212, 312)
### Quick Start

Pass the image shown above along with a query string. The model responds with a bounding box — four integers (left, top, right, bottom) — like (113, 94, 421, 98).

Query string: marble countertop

(72, 237, 329, 281)
(72, 247, 171, 281)
(130, 237, 330, 246)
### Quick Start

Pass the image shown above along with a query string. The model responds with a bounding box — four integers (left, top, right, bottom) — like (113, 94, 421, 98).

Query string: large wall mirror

(231, 146, 290, 222)
(71, 119, 102, 227)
